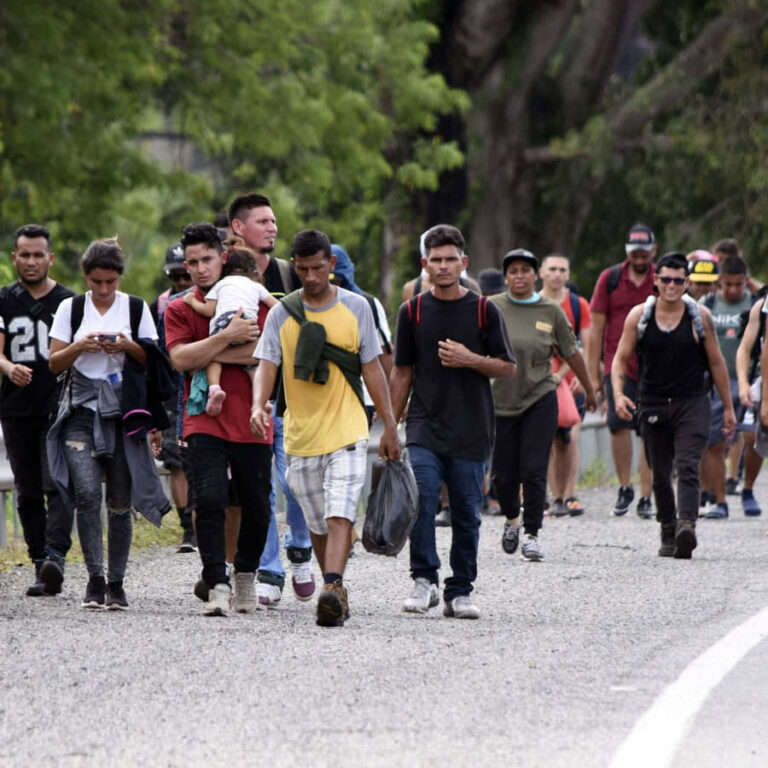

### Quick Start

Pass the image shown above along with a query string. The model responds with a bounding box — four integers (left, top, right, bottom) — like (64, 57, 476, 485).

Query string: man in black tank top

(610, 252, 735, 560)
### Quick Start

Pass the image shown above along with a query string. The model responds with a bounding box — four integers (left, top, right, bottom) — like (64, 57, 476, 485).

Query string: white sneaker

(290, 561, 316, 602)
(520, 534, 544, 562)
(257, 582, 282, 608)
(203, 583, 231, 616)
(232, 571, 258, 613)
(443, 595, 480, 620)
(402, 577, 439, 613)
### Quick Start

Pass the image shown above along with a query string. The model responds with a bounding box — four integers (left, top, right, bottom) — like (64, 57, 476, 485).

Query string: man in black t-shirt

(390, 224, 516, 620)
(0, 224, 75, 596)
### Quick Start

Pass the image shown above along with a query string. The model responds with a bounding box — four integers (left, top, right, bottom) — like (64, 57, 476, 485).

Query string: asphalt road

(2, 481, 768, 767)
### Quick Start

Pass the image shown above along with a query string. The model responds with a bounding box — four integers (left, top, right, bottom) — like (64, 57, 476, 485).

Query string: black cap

(625, 223, 655, 252)
(502, 249, 539, 273)
(164, 243, 185, 274)
(478, 268, 505, 295)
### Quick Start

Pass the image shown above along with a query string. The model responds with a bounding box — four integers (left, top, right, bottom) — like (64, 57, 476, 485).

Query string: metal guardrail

(2, 417, 626, 549)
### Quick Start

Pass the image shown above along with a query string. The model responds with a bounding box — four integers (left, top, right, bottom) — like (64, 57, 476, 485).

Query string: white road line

(609, 604, 768, 768)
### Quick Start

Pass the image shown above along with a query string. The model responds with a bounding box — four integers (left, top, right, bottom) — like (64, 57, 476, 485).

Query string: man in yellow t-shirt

(251, 229, 400, 627)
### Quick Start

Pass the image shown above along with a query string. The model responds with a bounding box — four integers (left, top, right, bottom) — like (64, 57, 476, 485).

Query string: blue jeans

(408, 444, 484, 602)
(61, 409, 133, 581)
(258, 415, 312, 587)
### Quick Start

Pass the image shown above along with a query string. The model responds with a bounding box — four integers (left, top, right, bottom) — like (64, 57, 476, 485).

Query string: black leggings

(491, 390, 558, 536)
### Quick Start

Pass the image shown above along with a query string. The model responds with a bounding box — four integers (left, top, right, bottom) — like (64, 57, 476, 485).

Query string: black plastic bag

(362, 452, 419, 556)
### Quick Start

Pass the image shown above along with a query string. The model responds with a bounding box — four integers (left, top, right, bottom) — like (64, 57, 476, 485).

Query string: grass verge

(1, 507, 184, 574)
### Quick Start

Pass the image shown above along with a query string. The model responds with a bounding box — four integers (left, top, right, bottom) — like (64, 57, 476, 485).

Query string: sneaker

(205, 384, 227, 417)
(232, 571, 259, 613)
(81, 575, 106, 609)
(742, 491, 762, 517)
(257, 582, 282, 608)
(402, 577, 439, 614)
(435, 506, 451, 527)
(673, 521, 697, 559)
(316, 579, 349, 627)
(39, 559, 64, 596)
(612, 486, 634, 516)
(194, 578, 209, 602)
(699, 490, 714, 509)
(726, 477, 740, 495)
(177, 528, 197, 553)
(704, 502, 729, 519)
(203, 583, 231, 616)
(502, 519, 521, 555)
(565, 497, 585, 517)
(106, 580, 129, 611)
(443, 595, 480, 620)
(520, 534, 544, 562)
(551, 498, 568, 518)
(636, 496, 654, 520)
(290, 561, 316, 602)
(658, 524, 675, 557)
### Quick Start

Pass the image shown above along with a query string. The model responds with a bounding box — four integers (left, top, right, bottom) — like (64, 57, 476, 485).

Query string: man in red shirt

(164, 222, 272, 617)
(539, 253, 592, 517)
(588, 224, 655, 518)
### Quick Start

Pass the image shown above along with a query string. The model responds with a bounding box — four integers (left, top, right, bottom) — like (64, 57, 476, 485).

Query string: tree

(0, 1, 467, 304)
(424, 0, 768, 289)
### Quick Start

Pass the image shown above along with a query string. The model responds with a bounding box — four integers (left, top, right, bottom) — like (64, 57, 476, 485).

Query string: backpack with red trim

(406, 291, 490, 338)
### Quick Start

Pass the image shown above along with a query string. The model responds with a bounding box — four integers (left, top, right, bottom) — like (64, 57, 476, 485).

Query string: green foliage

(538, 0, 768, 289)
(0, 0, 465, 300)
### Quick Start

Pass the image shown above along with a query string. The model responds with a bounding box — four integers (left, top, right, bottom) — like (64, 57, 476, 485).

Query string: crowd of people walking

(2, 204, 766, 625)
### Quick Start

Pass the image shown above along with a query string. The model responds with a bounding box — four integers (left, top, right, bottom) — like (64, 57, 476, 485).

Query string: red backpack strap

(406, 293, 423, 326)
(477, 295, 488, 329)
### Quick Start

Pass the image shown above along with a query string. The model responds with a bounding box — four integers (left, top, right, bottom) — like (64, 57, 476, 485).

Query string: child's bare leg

(205, 361, 226, 417)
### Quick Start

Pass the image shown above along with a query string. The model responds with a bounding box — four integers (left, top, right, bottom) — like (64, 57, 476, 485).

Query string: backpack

(568, 291, 581, 340)
(606, 264, 623, 294)
(636, 294, 706, 341)
(737, 286, 768, 381)
(406, 291, 489, 333)
(275, 258, 295, 297)
(69, 293, 143, 340)
(363, 292, 392, 354)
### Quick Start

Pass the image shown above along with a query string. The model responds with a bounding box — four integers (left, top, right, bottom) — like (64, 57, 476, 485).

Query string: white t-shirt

(205, 275, 270, 332)
(50, 291, 158, 381)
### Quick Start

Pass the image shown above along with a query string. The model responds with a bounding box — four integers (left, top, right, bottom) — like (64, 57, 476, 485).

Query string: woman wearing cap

(490, 249, 597, 561)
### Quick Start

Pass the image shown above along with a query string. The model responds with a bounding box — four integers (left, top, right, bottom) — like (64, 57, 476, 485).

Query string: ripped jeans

(61, 408, 133, 581)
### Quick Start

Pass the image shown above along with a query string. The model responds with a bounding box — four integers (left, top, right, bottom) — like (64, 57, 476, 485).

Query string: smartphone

(97, 333, 118, 342)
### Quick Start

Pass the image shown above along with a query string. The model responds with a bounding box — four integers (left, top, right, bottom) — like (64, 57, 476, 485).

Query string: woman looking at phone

(47, 238, 167, 610)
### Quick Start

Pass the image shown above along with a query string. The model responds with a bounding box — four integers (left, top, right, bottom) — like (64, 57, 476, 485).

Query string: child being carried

(184, 239, 277, 416)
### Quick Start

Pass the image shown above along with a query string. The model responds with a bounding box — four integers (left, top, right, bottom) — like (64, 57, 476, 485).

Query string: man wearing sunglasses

(611, 252, 734, 560)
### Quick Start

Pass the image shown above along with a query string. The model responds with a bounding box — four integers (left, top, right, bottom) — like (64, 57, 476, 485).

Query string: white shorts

(286, 440, 368, 535)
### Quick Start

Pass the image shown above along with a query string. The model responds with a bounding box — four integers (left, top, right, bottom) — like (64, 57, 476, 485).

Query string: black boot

(26, 560, 47, 597)
(658, 524, 675, 558)
(39, 555, 65, 595)
(673, 520, 697, 559)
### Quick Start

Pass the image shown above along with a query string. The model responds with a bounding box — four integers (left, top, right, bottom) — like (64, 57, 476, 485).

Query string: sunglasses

(658, 276, 686, 285)
(169, 271, 191, 281)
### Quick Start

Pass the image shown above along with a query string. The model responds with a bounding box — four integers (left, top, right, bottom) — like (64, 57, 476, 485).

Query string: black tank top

(638, 308, 709, 402)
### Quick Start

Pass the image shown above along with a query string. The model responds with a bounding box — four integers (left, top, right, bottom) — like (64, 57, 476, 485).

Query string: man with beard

(588, 223, 656, 518)
(0, 224, 74, 596)
(229, 193, 314, 607)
